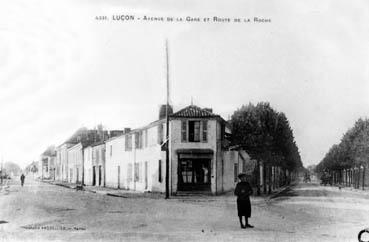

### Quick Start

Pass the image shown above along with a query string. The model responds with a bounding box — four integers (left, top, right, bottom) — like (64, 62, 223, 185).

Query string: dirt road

(1, 178, 368, 241)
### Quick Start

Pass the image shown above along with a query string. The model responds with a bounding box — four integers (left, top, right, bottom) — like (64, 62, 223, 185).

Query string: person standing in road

(20, 174, 25, 187)
(234, 173, 254, 229)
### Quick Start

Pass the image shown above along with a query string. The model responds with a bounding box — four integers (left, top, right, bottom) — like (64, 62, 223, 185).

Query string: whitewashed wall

(83, 146, 93, 186)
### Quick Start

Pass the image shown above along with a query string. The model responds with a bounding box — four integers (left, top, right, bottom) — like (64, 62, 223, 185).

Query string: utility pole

(165, 39, 170, 199)
(1, 156, 3, 185)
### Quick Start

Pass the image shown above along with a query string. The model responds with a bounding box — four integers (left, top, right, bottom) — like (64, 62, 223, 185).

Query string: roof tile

(170, 105, 219, 118)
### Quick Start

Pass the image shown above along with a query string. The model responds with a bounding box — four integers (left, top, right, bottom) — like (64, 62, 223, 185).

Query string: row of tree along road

(230, 102, 303, 194)
(316, 118, 369, 190)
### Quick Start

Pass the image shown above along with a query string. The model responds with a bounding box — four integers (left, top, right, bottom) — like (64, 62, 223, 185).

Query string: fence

(327, 165, 369, 190)
(255, 162, 296, 195)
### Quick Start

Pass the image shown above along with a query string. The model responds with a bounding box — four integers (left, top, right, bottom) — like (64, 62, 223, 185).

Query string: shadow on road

(270, 183, 334, 201)
(270, 187, 298, 200)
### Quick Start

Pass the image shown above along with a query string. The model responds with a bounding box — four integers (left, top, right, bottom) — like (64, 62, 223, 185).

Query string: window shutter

(135, 133, 139, 149)
(125, 136, 128, 151)
(202, 120, 208, 142)
(157, 124, 164, 145)
(181, 121, 187, 142)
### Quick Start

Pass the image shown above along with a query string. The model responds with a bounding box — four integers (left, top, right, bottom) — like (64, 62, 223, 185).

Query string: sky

(0, 0, 368, 169)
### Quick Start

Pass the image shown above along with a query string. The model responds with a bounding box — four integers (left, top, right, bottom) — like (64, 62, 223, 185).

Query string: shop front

(177, 150, 213, 191)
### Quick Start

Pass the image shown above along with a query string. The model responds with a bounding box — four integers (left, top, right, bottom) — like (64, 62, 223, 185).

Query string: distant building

(56, 143, 74, 182)
(67, 143, 84, 184)
(57, 127, 124, 185)
(83, 146, 93, 186)
(39, 146, 57, 180)
(90, 142, 106, 186)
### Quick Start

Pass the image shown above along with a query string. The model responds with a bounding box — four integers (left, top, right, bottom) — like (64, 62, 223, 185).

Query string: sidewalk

(322, 183, 369, 198)
(41, 180, 165, 199)
(40, 179, 294, 202)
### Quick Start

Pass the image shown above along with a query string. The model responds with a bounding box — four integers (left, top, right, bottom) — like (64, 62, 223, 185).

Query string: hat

(237, 173, 247, 179)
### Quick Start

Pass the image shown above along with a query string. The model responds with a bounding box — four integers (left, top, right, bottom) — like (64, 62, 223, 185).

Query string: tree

(230, 102, 302, 171)
(317, 118, 369, 173)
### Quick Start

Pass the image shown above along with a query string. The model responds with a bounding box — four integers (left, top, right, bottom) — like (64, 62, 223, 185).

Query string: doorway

(144, 162, 148, 190)
(76, 168, 79, 183)
(98, 165, 102, 186)
(92, 166, 96, 186)
(117, 166, 121, 189)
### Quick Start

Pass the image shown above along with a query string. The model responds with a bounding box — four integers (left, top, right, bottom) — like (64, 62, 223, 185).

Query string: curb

(106, 193, 128, 198)
(266, 183, 296, 201)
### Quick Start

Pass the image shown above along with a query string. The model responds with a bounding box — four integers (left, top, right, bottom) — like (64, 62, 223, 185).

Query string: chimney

(159, 104, 173, 120)
(124, 128, 131, 134)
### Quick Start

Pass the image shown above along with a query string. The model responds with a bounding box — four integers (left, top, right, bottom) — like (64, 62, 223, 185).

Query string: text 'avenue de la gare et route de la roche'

(95, 15, 272, 23)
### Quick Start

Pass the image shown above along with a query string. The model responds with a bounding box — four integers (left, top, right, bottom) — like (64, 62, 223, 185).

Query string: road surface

(1, 177, 369, 242)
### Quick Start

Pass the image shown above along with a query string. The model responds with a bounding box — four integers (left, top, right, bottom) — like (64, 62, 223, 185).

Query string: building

(169, 105, 228, 194)
(67, 142, 84, 184)
(56, 143, 74, 182)
(105, 121, 166, 192)
(91, 142, 106, 186)
(57, 127, 122, 184)
(83, 146, 93, 186)
(39, 146, 57, 180)
(105, 105, 248, 195)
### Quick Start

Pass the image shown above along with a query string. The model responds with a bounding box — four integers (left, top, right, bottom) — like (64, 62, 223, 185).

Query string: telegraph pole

(1, 156, 3, 185)
(165, 39, 170, 199)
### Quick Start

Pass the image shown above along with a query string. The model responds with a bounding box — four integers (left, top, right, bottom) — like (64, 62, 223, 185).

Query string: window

(234, 163, 239, 182)
(181, 121, 187, 142)
(139, 131, 143, 148)
(110, 145, 112, 157)
(158, 160, 162, 183)
(135, 131, 143, 149)
(127, 163, 133, 181)
(135, 133, 139, 149)
(125, 135, 132, 151)
(157, 124, 163, 144)
(134, 162, 140, 182)
(144, 129, 148, 148)
(202, 120, 208, 142)
(189, 121, 201, 142)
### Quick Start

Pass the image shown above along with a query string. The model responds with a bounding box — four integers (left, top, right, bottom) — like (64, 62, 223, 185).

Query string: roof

(170, 105, 221, 119)
(41, 146, 56, 157)
(90, 141, 105, 148)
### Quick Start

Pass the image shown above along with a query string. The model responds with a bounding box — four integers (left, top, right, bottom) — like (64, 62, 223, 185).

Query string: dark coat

(234, 181, 253, 217)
